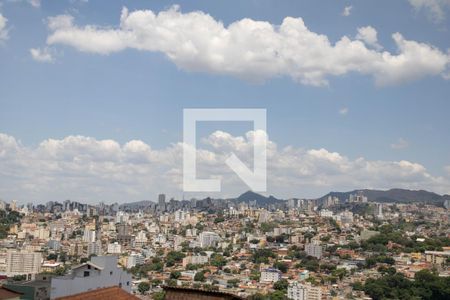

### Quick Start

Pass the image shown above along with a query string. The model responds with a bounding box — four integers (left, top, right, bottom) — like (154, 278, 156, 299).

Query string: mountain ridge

(319, 188, 450, 206)
(118, 188, 450, 207)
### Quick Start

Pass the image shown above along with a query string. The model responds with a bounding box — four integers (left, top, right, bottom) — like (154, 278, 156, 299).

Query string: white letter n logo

(183, 108, 267, 192)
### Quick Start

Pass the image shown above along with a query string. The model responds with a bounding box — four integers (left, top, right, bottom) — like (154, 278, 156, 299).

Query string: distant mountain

(236, 191, 280, 205)
(119, 200, 154, 210)
(319, 188, 450, 206)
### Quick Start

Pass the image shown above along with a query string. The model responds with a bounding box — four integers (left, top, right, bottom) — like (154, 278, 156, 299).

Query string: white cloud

(0, 132, 448, 203)
(47, 14, 75, 31)
(391, 138, 409, 149)
(30, 47, 54, 62)
(408, 0, 450, 23)
(0, 13, 8, 42)
(28, 0, 40, 8)
(444, 165, 450, 175)
(43, 6, 450, 86)
(356, 26, 382, 50)
(342, 5, 353, 17)
(339, 107, 349, 115)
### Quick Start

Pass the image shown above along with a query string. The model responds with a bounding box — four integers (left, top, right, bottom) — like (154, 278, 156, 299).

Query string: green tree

(153, 291, 165, 300)
(228, 279, 240, 288)
(194, 271, 206, 282)
(211, 254, 227, 268)
(170, 271, 181, 279)
(273, 279, 289, 291)
(273, 262, 288, 273)
(138, 282, 150, 295)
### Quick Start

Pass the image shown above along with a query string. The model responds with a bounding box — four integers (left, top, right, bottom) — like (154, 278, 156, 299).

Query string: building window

(87, 265, 91, 269)
(110, 271, 113, 275)
(84, 271, 90, 277)
(127, 281, 130, 286)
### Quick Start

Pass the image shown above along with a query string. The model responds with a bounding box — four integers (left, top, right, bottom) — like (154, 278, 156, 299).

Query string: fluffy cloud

(409, 0, 450, 22)
(445, 165, 450, 175)
(44, 6, 450, 86)
(29, 0, 41, 8)
(0, 132, 449, 203)
(30, 47, 54, 62)
(0, 13, 8, 42)
(342, 5, 353, 17)
(356, 26, 382, 50)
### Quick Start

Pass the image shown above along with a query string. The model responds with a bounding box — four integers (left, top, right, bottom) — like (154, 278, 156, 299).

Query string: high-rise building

(126, 253, 145, 268)
(63, 200, 70, 211)
(260, 268, 282, 283)
(174, 210, 187, 222)
(288, 282, 322, 300)
(198, 231, 220, 248)
(10, 200, 18, 211)
(288, 282, 307, 300)
(87, 240, 102, 256)
(83, 227, 96, 243)
(182, 255, 209, 267)
(3, 251, 42, 278)
(305, 243, 322, 259)
(376, 203, 384, 219)
(348, 192, 368, 203)
(158, 194, 166, 212)
(134, 231, 148, 247)
(0, 200, 6, 210)
(258, 209, 271, 223)
(107, 242, 122, 254)
(115, 211, 129, 223)
(287, 198, 297, 209)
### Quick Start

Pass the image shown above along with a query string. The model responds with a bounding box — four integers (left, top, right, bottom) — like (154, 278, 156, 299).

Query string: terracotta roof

(55, 286, 139, 300)
(163, 286, 245, 300)
(0, 286, 23, 299)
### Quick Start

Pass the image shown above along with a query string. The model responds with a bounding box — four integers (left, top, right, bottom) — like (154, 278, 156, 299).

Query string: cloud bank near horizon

(0, 13, 8, 42)
(42, 6, 450, 86)
(0, 132, 449, 204)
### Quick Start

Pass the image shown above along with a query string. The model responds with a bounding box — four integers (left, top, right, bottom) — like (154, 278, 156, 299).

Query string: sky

(0, 0, 450, 204)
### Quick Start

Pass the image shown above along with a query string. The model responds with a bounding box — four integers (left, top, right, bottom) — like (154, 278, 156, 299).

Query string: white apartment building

(336, 210, 354, 224)
(126, 253, 145, 268)
(174, 210, 188, 222)
(305, 243, 322, 259)
(273, 227, 291, 235)
(260, 268, 282, 283)
(288, 282, 322, 300)
(0, 251, 42, 278)
(134, 230, 148, 247)
(87, 240, 102, 256)
(288, 282, 307, 300)
(107, 242, 122, 254)
(182, 255, 209, 267)
(198, 231, 220, 248)
(319, 209, 333, 218)
(185, 228, 197, 237)
(83, 229, 96, 243)
(115, 211, 129, 223)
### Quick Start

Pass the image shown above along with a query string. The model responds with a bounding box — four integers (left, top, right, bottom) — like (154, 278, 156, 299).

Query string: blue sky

(0, 0, 450, 203)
